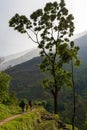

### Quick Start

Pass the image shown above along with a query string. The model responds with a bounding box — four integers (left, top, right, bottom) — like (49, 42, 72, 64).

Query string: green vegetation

(6, 57, 86, 130)
(0, 72, 79, 130)
(0, 104, 21, 121)
(9, 0, 80, 116)
(9, 1, 80, 129)
(0, 72, 11, 103)
(0, 0, 84, 130)
(66, 124, 78, 130)
(0, 107, 78, 130)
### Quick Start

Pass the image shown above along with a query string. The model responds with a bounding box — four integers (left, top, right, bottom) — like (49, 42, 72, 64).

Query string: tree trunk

(71, 59, 76, 130)
(72, 83, 76, 130)
(51, 87, 58, 114)
(54, 91, 58, 114)
(72, 85, 76, 130)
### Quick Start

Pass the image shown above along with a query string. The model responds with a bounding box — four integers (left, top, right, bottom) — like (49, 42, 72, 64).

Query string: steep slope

(0, 107, 78, 130)
(6, 57, 48, 99)
(5, 32, 87, 99)
(5, 32, 87, 130)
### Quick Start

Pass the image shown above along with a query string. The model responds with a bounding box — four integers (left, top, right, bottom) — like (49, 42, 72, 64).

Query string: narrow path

(0, 113, 26, 126)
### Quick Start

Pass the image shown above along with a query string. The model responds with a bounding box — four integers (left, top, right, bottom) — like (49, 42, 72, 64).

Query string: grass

(36, 120, 58, 130)
(65, 124, 78, 130)
(0, 106, 78, 130)
(0, 104, 21, 121)
(0, 107, 41, 130)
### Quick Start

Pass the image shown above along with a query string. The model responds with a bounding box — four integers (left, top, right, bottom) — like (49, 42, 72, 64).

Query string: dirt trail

(0, 113, 26, 126)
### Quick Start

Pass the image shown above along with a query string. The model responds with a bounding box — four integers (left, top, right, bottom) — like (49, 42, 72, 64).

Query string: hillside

(4, 32, 87, 98)
(5, 32, 87, 130)
(74, 33, 87, 65)
(1, 31, 87, 71)
(6, 56, 87, 100)
(5, 56, 87, 130)
(0, 106, 78, 130)
(6, 57, 46, 99)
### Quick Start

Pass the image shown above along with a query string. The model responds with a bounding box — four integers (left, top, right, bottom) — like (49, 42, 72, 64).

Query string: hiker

(19, 100, 25, 113)
(29, 100, 32, 110)
(25, 103, 28, 112)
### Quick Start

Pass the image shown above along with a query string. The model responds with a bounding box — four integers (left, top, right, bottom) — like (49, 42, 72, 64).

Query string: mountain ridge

(0, 48, 39, 70)
(1, 31, 87, 70)
(5, 31, 87, 99)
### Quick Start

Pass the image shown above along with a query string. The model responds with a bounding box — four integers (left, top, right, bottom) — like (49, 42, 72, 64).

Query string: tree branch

(26, 31, 38, 44)
(51, 89, 55, 96)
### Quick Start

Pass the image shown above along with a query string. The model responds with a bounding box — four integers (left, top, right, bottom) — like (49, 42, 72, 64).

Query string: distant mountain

(1, 31, 87, 71)
(74, 32, 87, 61)
(6, 57, 47, 99)
(0, 48, 39, 70)
(71, 31, 87, 41)
(5, 31, 87, 99)
(4, 32, 87, 130)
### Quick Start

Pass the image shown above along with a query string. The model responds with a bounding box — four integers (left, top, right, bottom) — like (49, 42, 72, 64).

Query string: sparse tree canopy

(9, 0, 80, 116)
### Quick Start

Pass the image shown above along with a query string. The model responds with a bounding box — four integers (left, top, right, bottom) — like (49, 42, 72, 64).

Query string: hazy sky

(0, 0, 87, 56)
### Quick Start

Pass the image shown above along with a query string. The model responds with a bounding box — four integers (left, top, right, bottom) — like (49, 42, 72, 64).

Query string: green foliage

(9, 0, 80, 117)
(5, 56, 86, 130)
(9, 0, 76, 73)
(36, 120, 58, 130)
(0, 112, 39, 130)
(0, 107, 78, 130)
(0, 72, 11, 103)
(7, 92, 18, 105)
(0, 108, 49, 130)
(0, 104, 21, 121)
(65, 124, 78, 130)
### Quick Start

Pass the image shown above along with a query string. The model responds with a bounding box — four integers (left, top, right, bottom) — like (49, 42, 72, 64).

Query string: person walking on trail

(29, 100, 32, 110)
(19, 100, 25, 113)
(25, 103, 28, 112)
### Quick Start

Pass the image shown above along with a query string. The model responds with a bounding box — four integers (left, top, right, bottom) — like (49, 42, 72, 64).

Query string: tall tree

(60, 40, 80, 130)
(70, 46, 80, 130)
(9, 0, 79, 118)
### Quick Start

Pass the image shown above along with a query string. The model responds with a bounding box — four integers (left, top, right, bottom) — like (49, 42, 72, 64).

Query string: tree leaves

(9, 14, 31, 33)
(9, 0, 80, 114)
(30, 9, 43, 21)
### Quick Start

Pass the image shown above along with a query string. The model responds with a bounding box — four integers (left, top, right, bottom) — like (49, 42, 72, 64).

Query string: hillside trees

(0, 72, 11, 103)
(9, 0, 80, 121)
(0, 57, 12, 103)
(70, 45, 80, 130)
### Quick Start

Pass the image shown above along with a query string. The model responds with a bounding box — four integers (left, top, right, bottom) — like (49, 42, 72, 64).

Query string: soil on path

(0, 112, 26, 126)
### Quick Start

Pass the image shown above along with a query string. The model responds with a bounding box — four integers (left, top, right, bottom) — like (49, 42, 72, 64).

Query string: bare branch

(35, 32, 40, 45)
(57, 30, 59, 40)
(26, 31, 38, 44)
(51, 89, 55, 96)
(29, 28, 37, 35)
(51, 27, 54, 39)
(42, 48, 53, 63)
